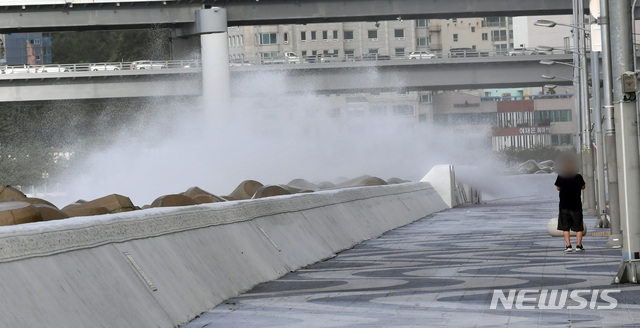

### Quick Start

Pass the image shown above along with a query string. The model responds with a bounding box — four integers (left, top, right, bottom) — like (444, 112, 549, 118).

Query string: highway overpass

(0, 0, 635, 33)
(0, 55, 574, 102)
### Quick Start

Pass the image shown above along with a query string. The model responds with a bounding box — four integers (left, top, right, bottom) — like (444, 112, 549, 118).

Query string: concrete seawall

(0, 182, 447, 328)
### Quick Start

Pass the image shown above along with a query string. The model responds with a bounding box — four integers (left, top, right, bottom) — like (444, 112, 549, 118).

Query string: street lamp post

(610, 0, 640, 284)
(535, 9, 598, 216)
(599, 0, 623, 249)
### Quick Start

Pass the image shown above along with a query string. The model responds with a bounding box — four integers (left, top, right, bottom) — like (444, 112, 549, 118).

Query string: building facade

(2, 33, 52, 66)
(228, 17, 515, 62)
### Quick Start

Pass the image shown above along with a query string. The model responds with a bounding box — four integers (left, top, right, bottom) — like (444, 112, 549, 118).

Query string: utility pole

(591, 28, 608, 228)
(600, 0, 623, 249)
(611, 0, 640, 284)
(577, 0, 597, 215)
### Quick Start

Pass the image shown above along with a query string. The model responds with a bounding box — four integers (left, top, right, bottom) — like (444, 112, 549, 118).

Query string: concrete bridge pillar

(173, 7, 229, 102)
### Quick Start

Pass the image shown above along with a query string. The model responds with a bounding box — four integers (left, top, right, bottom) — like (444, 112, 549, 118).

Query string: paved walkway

(184, 199, 640, 328)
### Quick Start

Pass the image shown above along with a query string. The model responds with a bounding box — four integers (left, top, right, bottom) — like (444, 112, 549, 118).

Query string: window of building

(453, 34, 458, 42)
(301, 31, 306, 41)
(284, 32, 288, 43)
(369, 49, 379, 54)
(322, 30, 328, 40)
(471, 26, 476, 33)
(394, 29, 405, 38)
(323, 50, 329, 54)
(344, 49, 355, 58)
(393, 105, 415, 116)
(484, 17, 502, 27)
(552, 134, 574, 146)
(35, 55, 40, 60)
(34, 39, 41, 44)
(417, 19, 429, 27)
(260, 52, 279, 59)
(333, 30, 338, 39)
(452, 18, 458, 23)
(491, 30, 508, 42)
(370, 106, 386, 115)
(420, 94, 433, 103)
(495, 44, 508, 53)
(344, 30, 354, 40)
(417, 37, 429, 47)
(535, 110, 572, 124)
(259, 33, 277, 45)
(482, 33, 488, 41)
(395, 48, 405, 57)
(301, 50, 307, 57)
(312, 50, 318, 56)
(368, 30, 378, 39)
(311, 31, 317, 40)
(509, 30, 514, 39)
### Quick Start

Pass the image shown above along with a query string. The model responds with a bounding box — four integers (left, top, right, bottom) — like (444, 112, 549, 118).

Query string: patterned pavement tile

(183, 200, 640, 328)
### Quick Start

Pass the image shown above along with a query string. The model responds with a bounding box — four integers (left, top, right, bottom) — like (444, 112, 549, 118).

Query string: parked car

(408, 51, 437, 59)
(357, 53, 391, 61)
(89, 63, 121, 71)
(38, 65, 68, 73)
(320, 54, 343, 63)
(1, 65, 39, 74)
(229, 60, 251, 67)
(507, 48, 539, 56)
(130, 60, 167, 69)
(262, 52, 301, 64)
(449, 48, 479, 58)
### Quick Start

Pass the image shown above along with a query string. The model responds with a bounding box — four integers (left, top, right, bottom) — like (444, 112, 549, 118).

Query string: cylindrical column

(592, 49, 608, 227)
(201, 32, 230, 102)
(610, 0, 640, 284)
(600, 0, 622, 249)
(578, 0, 596, 215)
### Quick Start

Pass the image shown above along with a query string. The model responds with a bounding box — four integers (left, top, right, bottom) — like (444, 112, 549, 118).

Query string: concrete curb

(0, 182, 447, 328)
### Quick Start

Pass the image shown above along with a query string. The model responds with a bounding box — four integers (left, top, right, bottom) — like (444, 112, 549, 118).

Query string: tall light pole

(598, 0, 623, 248)
(610, 0, 640, 284)
(577, 0, 597, 217)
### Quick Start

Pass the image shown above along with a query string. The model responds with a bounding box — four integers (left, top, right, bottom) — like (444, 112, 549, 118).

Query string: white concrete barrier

(0, 182, 447, 328)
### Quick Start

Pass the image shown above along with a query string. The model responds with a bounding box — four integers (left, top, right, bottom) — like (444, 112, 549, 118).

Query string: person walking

(555, 157, 586, 252)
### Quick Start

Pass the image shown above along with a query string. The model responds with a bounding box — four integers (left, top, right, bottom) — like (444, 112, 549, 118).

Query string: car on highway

(507, 48, 539, 56)
(89, 63, 121, 71)
(38, 65, 68, 73)
(408, 51, 437, 59)
(449, 48, 479, 58)
(229, 60, 251, 67)
(262, 52, 301, 64)
(320, 54, 343, 63)
(357, 53, 391, 61)
(1, 65, 39, 74)
(130, 60, 168, 69)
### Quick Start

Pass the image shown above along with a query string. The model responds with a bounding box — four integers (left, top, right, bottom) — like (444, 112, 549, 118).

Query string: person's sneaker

(565, 245, 573, 252)
(575, 245, 585, 252)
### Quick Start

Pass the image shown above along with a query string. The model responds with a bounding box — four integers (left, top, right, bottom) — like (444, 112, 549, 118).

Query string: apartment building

(226, 17, 582, 151)
(228, 17, 515, 62)
(1, 33, 52, 65)
(432, 90, 575, 151)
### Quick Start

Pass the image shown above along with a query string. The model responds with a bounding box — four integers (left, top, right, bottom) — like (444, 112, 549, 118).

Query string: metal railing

(481, 94, 574, 102)
(0, 60, 201, 74)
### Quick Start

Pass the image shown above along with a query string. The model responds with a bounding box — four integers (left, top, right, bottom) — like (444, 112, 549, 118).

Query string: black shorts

(557, 209, 584, 232)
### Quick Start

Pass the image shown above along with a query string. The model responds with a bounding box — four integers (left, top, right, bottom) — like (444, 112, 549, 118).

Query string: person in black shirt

(555, 157, 586, 252)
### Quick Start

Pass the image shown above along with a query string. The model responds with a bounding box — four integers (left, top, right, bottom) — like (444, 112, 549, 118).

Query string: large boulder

(252, 185, 291, 199)
(0, 201, 42, 226)
(516, 160, 540, 175)
(34, 204, 69, 221)
(227, 180, 264, 200)
(287, 179, 318, 191)
(182, 186, 225, 203)
(86, 194, 135, 213)
(0, 185, 26, 200)
(62, 203, 109, 218)
(150, 194, 196, 208)
(336, 175, 388, 188)
(317, 181, 336, 190)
